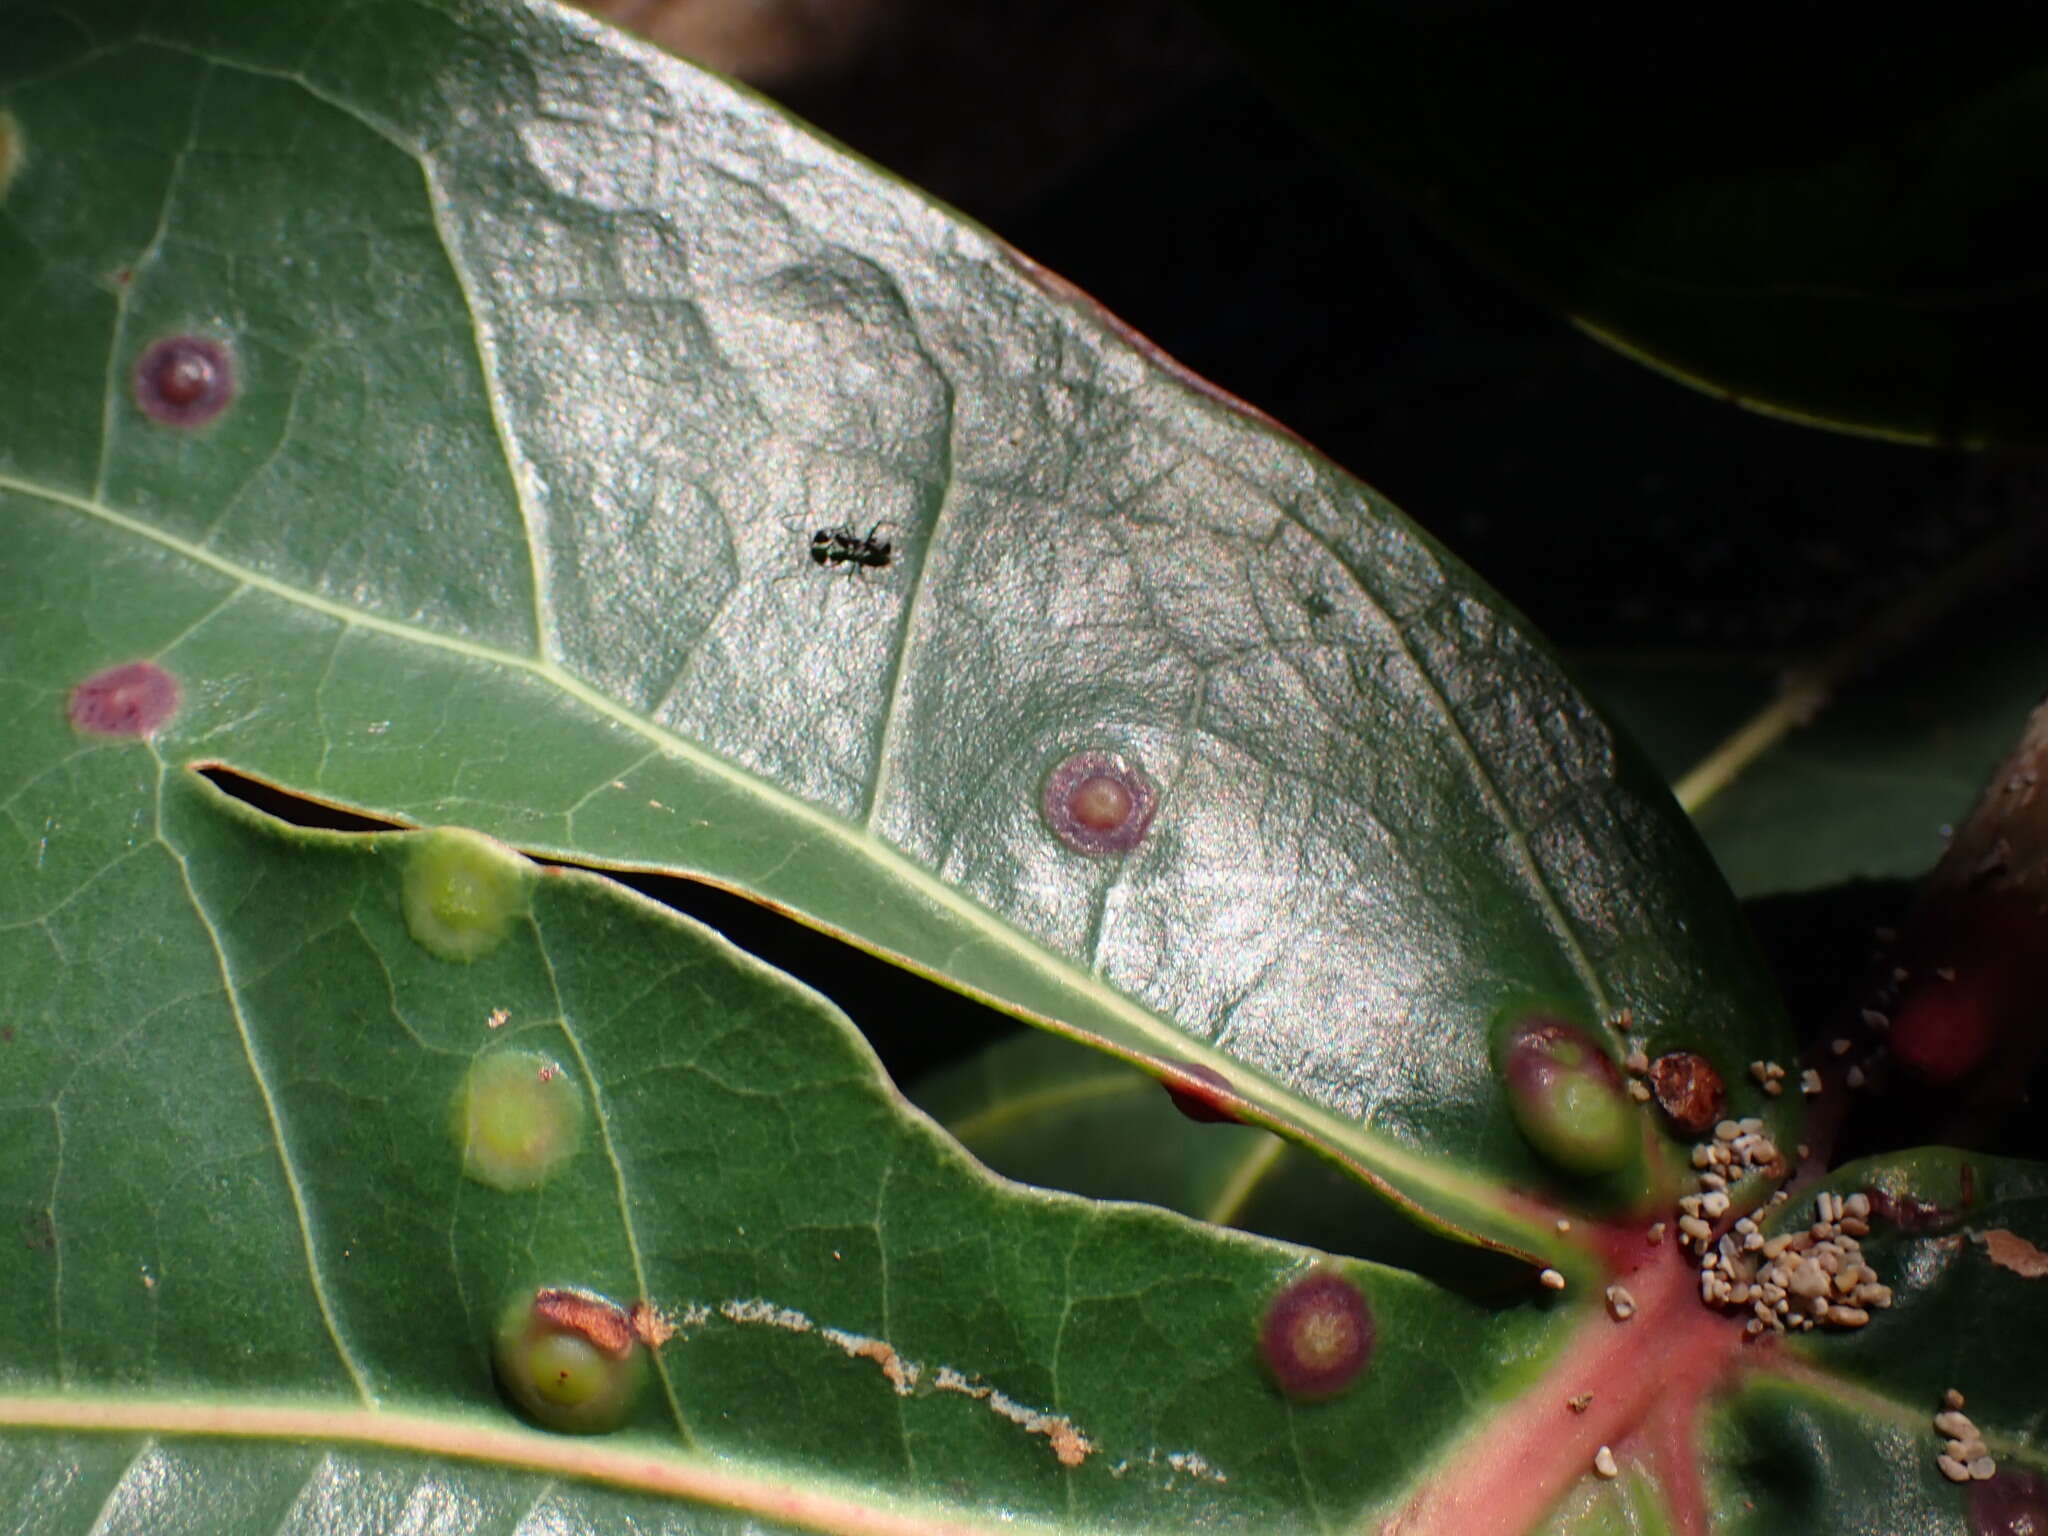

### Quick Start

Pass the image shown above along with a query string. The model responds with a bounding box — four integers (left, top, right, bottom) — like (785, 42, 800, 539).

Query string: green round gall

(0, 111, 22, 203)
(1497, 1014, 1637, 1176)
(527, 1331, 610, 1407)
(401, 826, 532, 962)
(451, 1051, 583, 1191)
(494, 1286, 647, 1434)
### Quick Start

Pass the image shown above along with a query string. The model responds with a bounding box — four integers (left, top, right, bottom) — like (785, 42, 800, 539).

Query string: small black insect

(809, 522, 894, 573)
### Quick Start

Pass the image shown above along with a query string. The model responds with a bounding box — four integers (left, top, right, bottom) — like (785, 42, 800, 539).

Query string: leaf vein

(91, 58, 211, 503)
(859, 299, 959, 831)
(145, 747, 375, 1403)
(529, 928, 697, 1451)
(1279, 506, 1613, 1018)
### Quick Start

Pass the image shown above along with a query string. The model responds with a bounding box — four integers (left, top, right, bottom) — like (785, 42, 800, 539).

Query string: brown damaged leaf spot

(1648, 1051, 1725, 1136)
(628, 1299, 676, 1350)
(714, 1297, 1097, 1466)
(533, 1288, 637, 1358)
(1864, 1165, 1976, 1234)
(1865, 1192, 1960, 1234)
(1974, 1227, 2048, 1279)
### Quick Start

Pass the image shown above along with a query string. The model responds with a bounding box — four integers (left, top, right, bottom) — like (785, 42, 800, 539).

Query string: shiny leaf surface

(0, 0, 1794, 1259)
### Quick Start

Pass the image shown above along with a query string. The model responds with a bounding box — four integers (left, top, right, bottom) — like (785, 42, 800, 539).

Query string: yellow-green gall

(451, 1050, 583, 1191)
(0, 112, 23, 204)
(494, 1286, 647, 1433)
(402, 826, 531, 962)
(1496, 1014, 1638, 1177)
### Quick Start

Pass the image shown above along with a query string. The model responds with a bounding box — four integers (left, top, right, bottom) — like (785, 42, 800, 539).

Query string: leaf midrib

(0, 1392, 1054, 1536)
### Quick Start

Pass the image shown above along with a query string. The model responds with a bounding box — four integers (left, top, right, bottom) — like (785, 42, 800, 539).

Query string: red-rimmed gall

(1259, 1267, 1373, 1402)
(1041, 750, 1157, 855)
(1496, 1015, 1637, 1176)
(132, 334, 236, 428)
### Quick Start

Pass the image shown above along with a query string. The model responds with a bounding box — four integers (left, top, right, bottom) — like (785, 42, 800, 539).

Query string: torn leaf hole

(197, 765, 404, 833)
(193, 765, 1518, 1291)
(195, 764, 1011, 1084)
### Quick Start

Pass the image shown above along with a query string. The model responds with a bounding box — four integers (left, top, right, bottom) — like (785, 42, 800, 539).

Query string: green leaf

(1, 783, 1556, 1528)
(1708, 1150, 2048, 1532)
(5, 3, 2040, 1532)
(0, 0, 1795, 1256)
(0, 1438, 808, 1534)
(913, 1029, 1529, 1292)
(1768, 1151, 2048, 1416)
(1191, 6, 2048, 446)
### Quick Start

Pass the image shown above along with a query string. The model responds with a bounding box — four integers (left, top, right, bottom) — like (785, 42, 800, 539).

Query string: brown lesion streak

(1378, 1237, 1748, 1536)
(534, 1289, 636, 1358)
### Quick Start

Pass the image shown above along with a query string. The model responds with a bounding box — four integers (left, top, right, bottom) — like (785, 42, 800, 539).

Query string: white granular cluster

(1727, 1190, 1894, 1333)
(1935, 1390, 1998, 1483)
(1672, 1121, 1893, 1334)
(1677, 1117, 1785, 1252)
(1623, 1042, 1653, 1102)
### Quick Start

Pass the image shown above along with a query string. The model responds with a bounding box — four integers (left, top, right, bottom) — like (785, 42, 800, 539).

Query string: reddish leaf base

(1383, 1230, 1756, 1535)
